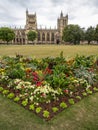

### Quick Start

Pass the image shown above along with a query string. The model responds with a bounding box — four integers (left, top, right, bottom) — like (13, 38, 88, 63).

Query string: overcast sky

(0, 0, 98, 29)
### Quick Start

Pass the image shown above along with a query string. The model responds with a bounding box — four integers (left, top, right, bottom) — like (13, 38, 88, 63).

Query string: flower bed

(0, 53, 98, 121)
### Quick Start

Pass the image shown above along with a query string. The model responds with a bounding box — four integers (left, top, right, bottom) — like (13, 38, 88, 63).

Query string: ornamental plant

(29, 104, 35, 111)
(2, 90, 9, 95)
(68, 99, 75, 105)
(21, 99, 28, 107)
(43, 110, 50, 118)
(82, 92, 87, 96)
(86, 89, 93, 94)
(0, 86, 4, 92)
(7, 93, 15, 99)
(35, 107, 42, 113)
(52, 107, 59, 113)
(93, 87, 98, 92)
(14, 97, 20, 102)
(60, 102, 67, 109)
(76, 96, 81, 100)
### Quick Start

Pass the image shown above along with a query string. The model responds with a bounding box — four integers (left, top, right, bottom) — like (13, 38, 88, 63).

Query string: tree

(27, 30, 37, 44)
(85, 26, 95, 44)
(62, 24, 84, 44)
(0, 27, 15, 44)
(94, 25, 98, 43)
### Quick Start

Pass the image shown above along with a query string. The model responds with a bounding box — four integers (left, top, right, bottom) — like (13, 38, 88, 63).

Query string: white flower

(29, 96, 34, 102)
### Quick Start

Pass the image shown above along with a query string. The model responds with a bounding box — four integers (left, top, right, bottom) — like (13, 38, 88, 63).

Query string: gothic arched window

(42, 33, 45, 41)
(17, 38, 19, 42)
(51, 33, 54, 41)
(47, 33, 50, 41)
(38, 32, 40, 41)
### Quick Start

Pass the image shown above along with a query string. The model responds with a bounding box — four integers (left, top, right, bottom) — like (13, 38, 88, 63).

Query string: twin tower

(25, 10, 68, 43)
(13, 10, 68, 44)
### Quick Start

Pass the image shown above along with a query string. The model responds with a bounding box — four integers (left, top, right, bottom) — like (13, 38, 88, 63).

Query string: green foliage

(62, 24, 84, 44)
(0, 27, 15, 44)
(60, 102, 67, 109)
(68, 99, 75, 105)
(0, 87, 4, 92)
(73, 55, 94, 68)
(85, 26, 95, 44)
(86, 89, 92, 94)
(21, 99, 28, 107)
(14, 97, 20, 102)
(7, 93, 15, 99)
(27, 30, 37, 42)
(29, 104, 35, 111)
(76, 96, 81, 100)
(94, 25, 98, 42)
(2, 90, 9, 95)
(43, 110, 50, 118)
(6, 63, 25, 79)
(35, 107, 42, 113)
(82, 92, 87, 96)
(93, 87, 98, 92)
(52, 107, 59, 113)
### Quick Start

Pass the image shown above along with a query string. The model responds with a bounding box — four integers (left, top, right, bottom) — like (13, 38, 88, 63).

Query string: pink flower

(41, 93, 46, 97)
(64, 89, 69, 94)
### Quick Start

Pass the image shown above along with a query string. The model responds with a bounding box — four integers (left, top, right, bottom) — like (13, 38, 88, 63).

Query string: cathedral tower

(57, 11, 68, 38)
(25, 9, 37, 30)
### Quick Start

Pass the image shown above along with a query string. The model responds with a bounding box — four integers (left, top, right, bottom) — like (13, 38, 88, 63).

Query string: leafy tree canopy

(27, 30, 37, 43)
(85, 26, 95, 44)
(0, 27, 15, 44)
(94, 25, 98, 43)
(62, 24, 84, 44)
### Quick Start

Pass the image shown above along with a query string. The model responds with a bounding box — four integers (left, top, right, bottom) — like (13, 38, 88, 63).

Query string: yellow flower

(25, 68, 32, 73)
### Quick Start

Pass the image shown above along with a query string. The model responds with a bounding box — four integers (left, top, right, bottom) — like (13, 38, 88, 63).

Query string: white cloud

(0, 0, 97, 28)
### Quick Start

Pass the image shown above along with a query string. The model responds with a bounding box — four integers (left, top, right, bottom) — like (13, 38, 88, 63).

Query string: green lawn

(0, 45, 98, 58)
(0, 93, 98, 130)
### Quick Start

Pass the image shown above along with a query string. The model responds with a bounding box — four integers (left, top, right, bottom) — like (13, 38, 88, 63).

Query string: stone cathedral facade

(13, 10, 68, 44)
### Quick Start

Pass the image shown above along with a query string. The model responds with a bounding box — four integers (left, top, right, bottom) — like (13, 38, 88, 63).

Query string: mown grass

(0, 45, 98, 58)
(0, 93, 98, 130)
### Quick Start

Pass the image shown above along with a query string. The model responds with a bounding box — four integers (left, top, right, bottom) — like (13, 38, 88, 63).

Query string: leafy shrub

(93, 87, 98, 92)
(74, 66, 97, 86)
(43, 110, 50, 118)
(7, 93, 15, 99)
(76, 96, 81, 100)
(35, 107, 42, 113)
(68, 99, 75, 105)
(14, 97, 20, 102)
(73, 55, 94, 68)
(86, 89, 92, 94)
(2, 90, 9, 95)
(52, 107, 59, 113)
(60, 102, 67, 108)
(29, 104, 35, 111)
(82, 92, 87, 96)
(0, 87, 4, 92)
(21, 99, 28, 106)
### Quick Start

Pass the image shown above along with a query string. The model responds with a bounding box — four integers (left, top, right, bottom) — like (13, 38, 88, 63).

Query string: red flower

(33, 77, 39, 81)
(43, 67, 52, 75)
(36, 81, 42, 86)
(32, 72, 38, 77)
(64, 89, 69, 94)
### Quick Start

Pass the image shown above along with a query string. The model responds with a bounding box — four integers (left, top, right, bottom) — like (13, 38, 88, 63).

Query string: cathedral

(13, 10, 68, 44)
